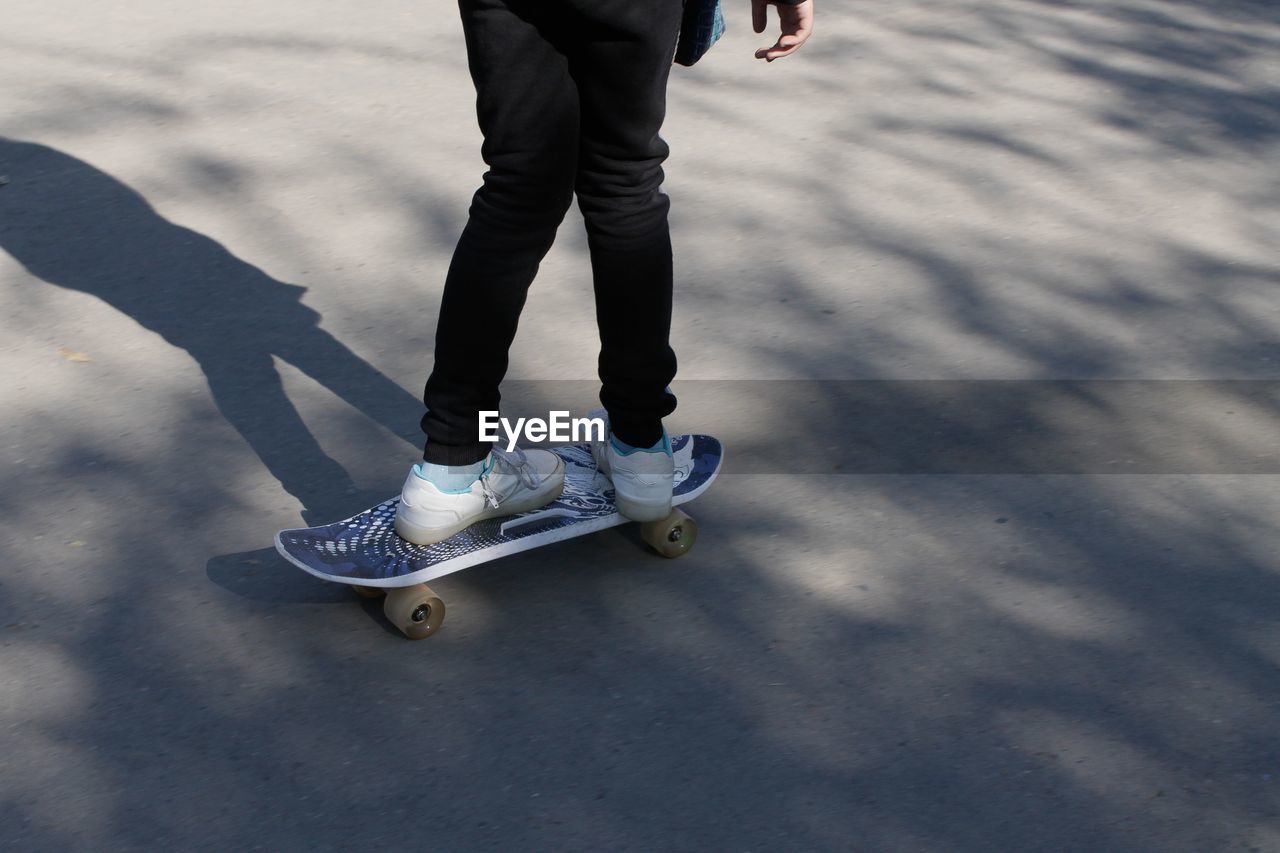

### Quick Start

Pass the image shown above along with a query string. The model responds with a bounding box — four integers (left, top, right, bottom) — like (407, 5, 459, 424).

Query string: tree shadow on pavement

(4, 1, 1280, 849)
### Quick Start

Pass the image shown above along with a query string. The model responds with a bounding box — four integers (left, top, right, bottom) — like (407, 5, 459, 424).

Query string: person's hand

(752, 0, 813, 62)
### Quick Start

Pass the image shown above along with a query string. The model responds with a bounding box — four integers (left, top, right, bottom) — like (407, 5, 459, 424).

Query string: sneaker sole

(615, 492, 673, 523)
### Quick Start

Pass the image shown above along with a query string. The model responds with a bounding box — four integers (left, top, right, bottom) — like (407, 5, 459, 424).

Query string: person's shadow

(0, 136, 425, 523)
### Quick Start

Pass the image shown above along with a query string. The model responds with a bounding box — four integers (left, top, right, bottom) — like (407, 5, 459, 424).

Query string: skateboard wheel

(640, 508, 698, 558)
(350, 585, 385, 599)
(384, 584, 446, 639)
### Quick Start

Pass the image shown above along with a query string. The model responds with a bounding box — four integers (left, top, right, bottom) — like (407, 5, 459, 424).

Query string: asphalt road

(2, 0, 1278, 849)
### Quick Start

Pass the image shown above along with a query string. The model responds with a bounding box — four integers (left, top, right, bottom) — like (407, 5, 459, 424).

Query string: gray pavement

(2, 0, 1279, 849)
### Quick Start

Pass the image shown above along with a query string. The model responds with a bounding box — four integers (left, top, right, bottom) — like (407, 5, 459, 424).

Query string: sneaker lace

(479, 446, 541, 509)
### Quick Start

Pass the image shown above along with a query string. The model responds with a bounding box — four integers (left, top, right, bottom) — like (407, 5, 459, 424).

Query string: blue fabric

(674, 0, 725, 67)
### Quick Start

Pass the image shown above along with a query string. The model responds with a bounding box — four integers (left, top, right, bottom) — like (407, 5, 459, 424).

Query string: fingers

(754, 30, 811, 62)
(754, 35, 802, 62)
(753, 1, 814, 62)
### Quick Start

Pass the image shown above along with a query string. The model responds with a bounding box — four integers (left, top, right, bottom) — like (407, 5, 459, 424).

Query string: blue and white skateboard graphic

(275, 435, 723, 638)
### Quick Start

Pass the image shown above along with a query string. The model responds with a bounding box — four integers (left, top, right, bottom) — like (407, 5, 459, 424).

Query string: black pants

(420, 0, 685, 465)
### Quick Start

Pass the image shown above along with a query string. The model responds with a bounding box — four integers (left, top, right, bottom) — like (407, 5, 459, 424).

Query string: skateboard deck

(275, 434, 723, 637)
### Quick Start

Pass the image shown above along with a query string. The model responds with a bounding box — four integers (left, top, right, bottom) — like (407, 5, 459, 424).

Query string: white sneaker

(588, 409, 674, 522)
(394, 447, 565, 545)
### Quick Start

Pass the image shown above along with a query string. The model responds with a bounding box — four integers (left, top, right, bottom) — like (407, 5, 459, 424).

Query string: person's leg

(420, 0, 581, 465)
(566, 0, 685, 450)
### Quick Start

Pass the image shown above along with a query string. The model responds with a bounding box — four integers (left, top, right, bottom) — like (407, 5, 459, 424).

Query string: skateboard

(274, 435, 723, 639)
